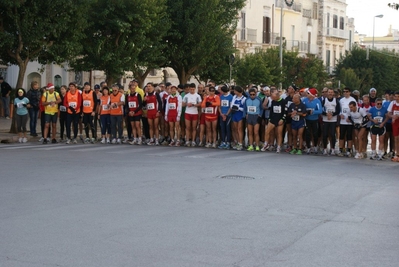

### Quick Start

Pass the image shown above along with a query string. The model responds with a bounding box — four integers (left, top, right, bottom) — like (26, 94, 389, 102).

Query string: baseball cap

(94, 84, 100, 90)
(370, 88, 377, 93)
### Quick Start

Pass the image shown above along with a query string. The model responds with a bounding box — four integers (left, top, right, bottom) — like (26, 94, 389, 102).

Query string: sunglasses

(376, 103, 382, 105)
(343, 91, 349, 93)
(250, 93, 256, 96)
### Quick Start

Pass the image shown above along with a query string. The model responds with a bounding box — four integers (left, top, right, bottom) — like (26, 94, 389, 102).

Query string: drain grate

(220, 175, 255, 180)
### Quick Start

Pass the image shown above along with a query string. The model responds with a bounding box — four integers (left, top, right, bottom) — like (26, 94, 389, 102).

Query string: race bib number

(69, 102, 77, 108)
(273, 106, 281, 113)
(17, 102, 24, 108)
(375, 116, 383, 123)
(393, 110, 399, 116)
(343, 108, 349, 113)
(128, 101, 136, 108)
(102, 105, 109, 111)
(221, 100, 229, 107)
(292, 115, 300, 121)
(169, 103, 176, 110)
(147, 103, 155, 110)
(205, 107, 214, 114)
(247, 106, 256, 113)
(60, 105, 67, 112)
(111, 103, 118, 109)
(327, 108, 334, 113)
(83, 100, 91, 107)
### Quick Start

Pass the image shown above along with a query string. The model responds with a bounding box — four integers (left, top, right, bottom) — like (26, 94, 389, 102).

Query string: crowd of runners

(11, 79, 399, 162)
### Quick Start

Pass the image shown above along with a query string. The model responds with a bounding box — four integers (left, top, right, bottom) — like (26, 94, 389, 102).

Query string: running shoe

(111, 138, 117, 144)
(255, 146, 260, 152)
(247, 145, 254, 151)
(22, 137, 28, 143)
(51, 139, 57, 144)
(73, 139, 77, 144)
(18, 137, 23, 143)
(218, 142, 226, 149)
(290, 148, 297, 155)
(191, 141, 197, 147)
(296, 149, 302, 155)
(66, 139, 71, 144)
(117, 138, 122, 144)
(101, 138, 106, 144)
(261, 143, 269, 152)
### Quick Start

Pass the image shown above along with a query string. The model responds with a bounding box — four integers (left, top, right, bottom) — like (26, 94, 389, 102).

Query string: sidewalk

(0, 117, 33, 143)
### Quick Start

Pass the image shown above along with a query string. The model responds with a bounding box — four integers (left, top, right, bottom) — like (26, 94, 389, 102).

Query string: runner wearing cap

(303, 88, 322, 154)
(367, 98, 388, 160)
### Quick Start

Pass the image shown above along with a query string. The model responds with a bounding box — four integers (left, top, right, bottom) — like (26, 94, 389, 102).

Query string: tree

(337, 68, 362, 91)
(0, 0, 91, 89)
(335, 46, 399, 95)
(233, 48, 328, 89)
(234, 51, 275, 86)
(164, 0, 245, 84)
(71, 0, 169, 85)
(0, 0, 91, 133)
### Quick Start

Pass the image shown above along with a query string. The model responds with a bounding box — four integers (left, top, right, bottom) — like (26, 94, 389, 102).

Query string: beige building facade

(234, 0, 355, 74)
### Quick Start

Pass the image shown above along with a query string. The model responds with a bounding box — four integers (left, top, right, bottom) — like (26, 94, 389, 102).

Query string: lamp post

(372, 14, 383, 50)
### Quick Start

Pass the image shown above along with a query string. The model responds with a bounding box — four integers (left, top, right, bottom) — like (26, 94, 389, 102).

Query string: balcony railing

(238, 28, 257, 42)
(324, 27, 349, 39)
(285, 40, 318, 55)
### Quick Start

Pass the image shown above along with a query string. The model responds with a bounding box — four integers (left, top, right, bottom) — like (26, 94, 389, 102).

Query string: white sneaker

(18, 137, 23, 143)
(137, 139, 142, 145)
(107, 138, 110, 144)
(101, 138, 105, 144)
(66, 139, 71, 144)
(38, 137, 44, 142)
(205, 143, 211, 148)
(117, 138, 121, 144)
(330, 149, 335, 156)
(111, 138, 116, 144)
(276, 146, 281, 153)
(22, 137, 27, 143)
(323, 149, 328, 155)
(73, 139, 77, 144)
(354, 152, 361, 159)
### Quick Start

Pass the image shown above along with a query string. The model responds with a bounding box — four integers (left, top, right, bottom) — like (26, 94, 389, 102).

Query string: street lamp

(372, 14, 383, 49)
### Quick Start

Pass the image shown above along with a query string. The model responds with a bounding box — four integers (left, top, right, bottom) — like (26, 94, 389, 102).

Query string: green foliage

(335, 46, 399, 96)
(164, 0, 245, 84)
(71, 0, 169, 84)
(0, 0, 92, 88)
(234, 48, 328, 89)
(338, 68, 361, 91)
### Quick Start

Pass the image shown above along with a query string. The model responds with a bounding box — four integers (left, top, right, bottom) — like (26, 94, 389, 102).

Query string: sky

(346, 0, 399, 37)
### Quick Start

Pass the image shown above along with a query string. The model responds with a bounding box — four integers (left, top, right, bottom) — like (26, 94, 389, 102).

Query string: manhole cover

(220, 175, 255, 180)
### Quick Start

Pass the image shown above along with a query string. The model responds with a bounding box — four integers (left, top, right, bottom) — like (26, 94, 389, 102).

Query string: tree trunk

(137, 68, 151, 88)
(9, 61, 28, 134)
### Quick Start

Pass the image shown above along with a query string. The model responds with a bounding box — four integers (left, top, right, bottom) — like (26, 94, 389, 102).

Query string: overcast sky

(346, 0, 399, 37)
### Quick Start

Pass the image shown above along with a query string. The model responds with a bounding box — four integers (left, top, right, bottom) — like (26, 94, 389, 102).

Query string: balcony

(285, 40, 319, 55)
(324, 27, 349, 39)
(275, 0, 302, 12)
(237, 28, 257, 43)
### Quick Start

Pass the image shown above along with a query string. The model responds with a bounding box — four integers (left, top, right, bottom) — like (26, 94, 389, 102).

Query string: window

(333, 15, 338, 29)
(326, 50, 331, 69)
(312, 3, 318, 19)
(263, 16, 271, 44)
(339, 17, 344, 30)
(241, 12, 246, 41)
(54, 75, 62, 88)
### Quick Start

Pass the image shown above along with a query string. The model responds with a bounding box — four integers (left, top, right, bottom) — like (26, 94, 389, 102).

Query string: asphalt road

(0, 143, 398, 267)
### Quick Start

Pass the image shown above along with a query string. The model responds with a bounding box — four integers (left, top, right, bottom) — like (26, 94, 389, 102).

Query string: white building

(234, 0, 355, 74)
